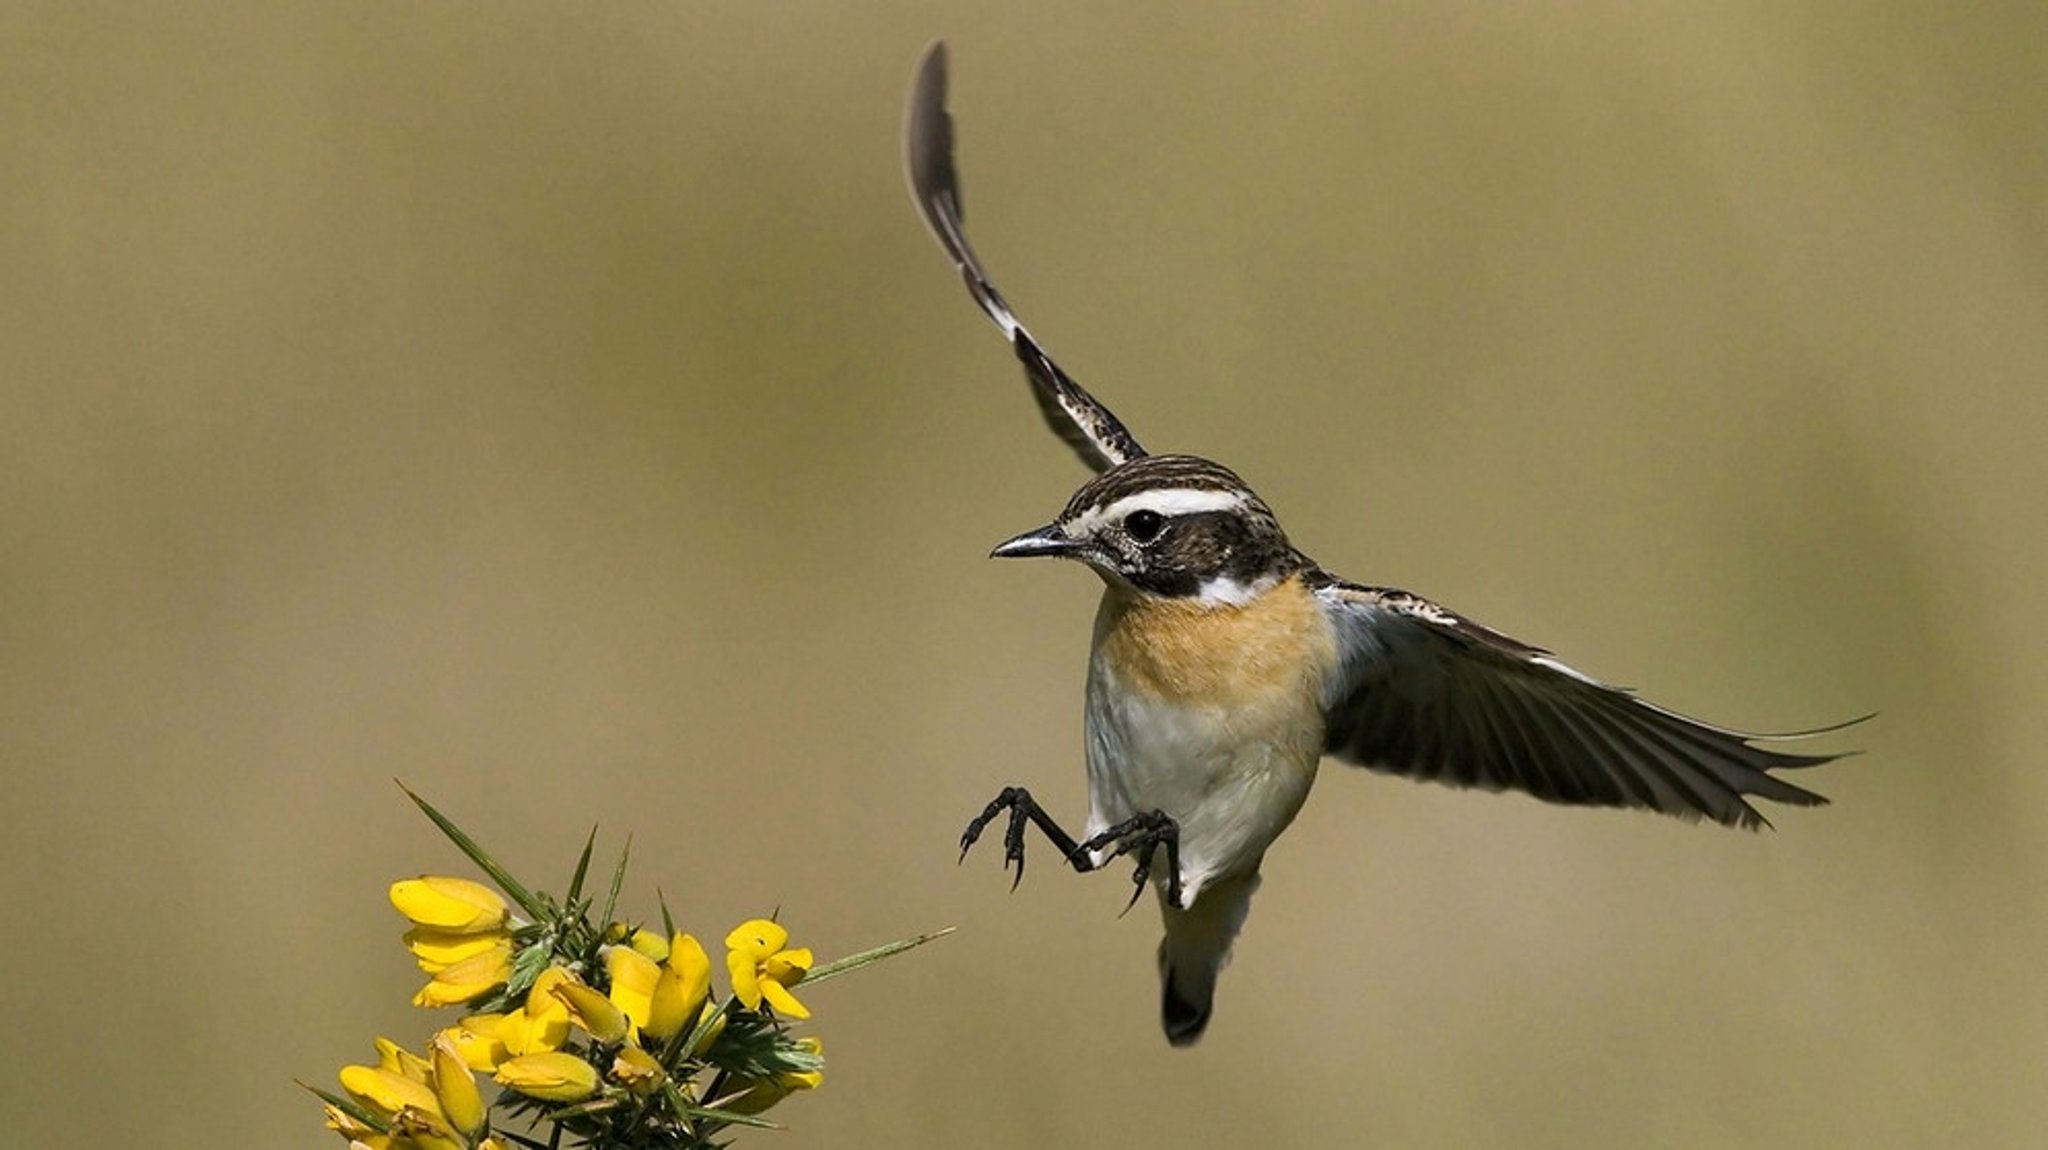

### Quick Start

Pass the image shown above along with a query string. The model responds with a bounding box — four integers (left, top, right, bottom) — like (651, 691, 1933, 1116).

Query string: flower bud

(431, 1031, 487, 1137)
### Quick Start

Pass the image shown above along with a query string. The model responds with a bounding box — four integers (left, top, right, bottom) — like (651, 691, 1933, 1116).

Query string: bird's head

(991, 454, 1308, 605)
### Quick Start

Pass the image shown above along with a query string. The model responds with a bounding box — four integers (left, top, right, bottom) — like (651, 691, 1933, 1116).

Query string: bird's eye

(1125, 509, 1166, 543)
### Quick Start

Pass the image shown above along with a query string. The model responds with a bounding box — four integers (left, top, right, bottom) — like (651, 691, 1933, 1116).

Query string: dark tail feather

(1159, 956, 1212, 1047)
(1156, 872, 1260, 1047)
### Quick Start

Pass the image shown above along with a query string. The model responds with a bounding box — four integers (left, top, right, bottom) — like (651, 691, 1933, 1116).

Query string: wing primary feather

(1479, 675, 1593, 804)
(1531, 687, 1688, 815)
(1374, 693, 1415, 773)
(1608, 699, 1833, 809)
(1314, 579, 1849, 825)
(902, 41, 1146, 473)
(1579, 698, 1749, 826)
(1453, 674, 1524, 793)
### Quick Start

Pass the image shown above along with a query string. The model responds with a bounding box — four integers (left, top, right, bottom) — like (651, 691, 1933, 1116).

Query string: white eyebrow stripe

(1068, 487, 1248, 535)
(1111, 488, 1248, 517)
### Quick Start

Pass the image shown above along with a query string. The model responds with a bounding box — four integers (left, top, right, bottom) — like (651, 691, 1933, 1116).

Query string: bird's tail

(1156, 871, 1261, 1047)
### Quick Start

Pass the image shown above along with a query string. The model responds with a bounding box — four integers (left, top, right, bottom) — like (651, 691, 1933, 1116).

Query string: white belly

(1083, 655, 1323, 907)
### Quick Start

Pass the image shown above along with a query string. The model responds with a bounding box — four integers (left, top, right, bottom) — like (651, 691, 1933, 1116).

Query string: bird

(902, 41, 1856, 1047)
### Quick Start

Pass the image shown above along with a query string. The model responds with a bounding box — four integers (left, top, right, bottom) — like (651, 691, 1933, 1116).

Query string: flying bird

(903, 41, 1854, 1046)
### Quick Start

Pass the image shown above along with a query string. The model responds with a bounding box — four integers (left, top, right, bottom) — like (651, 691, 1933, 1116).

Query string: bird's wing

(903, 41, 1146, 474)
(1310, 575, 1857, 828)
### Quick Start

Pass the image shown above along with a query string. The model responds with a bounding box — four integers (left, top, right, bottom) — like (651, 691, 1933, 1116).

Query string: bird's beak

(990, 523, 1079, 560)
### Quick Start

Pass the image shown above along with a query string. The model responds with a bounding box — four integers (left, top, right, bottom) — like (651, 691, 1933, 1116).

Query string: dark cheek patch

(1101, 508, 1302, 601)
(1129, 566, 1202, 598)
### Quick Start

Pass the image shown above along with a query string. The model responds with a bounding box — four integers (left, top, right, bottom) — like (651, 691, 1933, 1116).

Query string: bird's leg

(959, 786, 1090, 891)
(1076, 810, 1183, 914)
(961, 791, 1185, 911)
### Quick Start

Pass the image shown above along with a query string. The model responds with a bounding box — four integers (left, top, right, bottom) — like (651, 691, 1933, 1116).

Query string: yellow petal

(724, 918, 789, 958)
(410, 941, 513, 1007)
(609, 1043, 666, 1093)
(763, 947, 813, 981)
(405, 927, 509, 972)
(687, 1002, 729, 1057)
(726, 947, 763, 1010)
(391, 1106, 464, 1150)
(322, 1103, 380, 1140)
(786, 1036, 823, 1090)
(720, 1078, 790, 1116)
(389, 877, 510, 933)
(374, 1036, 432, 1083)
(339, 1064, 440, 1120)
(629, 927, 670, 962)
(504, 968, 575, 1049)
(645, 934, 712, 1040)
(494, 1052, 601, 1102)
(430, 1031, 487, 1138)
(604, 946, 660, 1030)
(459, 1011, 506, 1032)
(498, 1005, 571, 1056)
(523, 968, 575, 1022)
(441, 1020, 510, 1073)
(553, 978, 632, 1044)
(758, 978, 810, 1020)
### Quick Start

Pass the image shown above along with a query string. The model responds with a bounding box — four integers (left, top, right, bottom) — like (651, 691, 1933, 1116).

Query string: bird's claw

(1078, 810, 1183, 916)
(960, 786, 1048, 892)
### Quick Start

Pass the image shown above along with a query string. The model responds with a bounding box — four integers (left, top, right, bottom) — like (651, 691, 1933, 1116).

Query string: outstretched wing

(1311, 575, 1857, 829)
(903, 41, 1146, 474)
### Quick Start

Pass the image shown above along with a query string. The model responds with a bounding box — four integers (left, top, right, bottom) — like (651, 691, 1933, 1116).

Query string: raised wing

(903, 41, 1147, 474)
(1311, 576, 1856, 829)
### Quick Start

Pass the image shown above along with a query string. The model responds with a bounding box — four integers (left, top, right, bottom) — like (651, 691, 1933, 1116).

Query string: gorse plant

(307, 787, 947, 1149)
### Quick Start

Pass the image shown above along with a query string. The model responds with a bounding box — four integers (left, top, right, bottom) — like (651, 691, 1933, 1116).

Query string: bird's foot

(960, 786, 1085, 891)
(1075, 810, 1183, 915)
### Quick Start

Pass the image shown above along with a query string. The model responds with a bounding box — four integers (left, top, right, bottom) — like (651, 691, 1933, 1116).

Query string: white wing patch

(1529, 654, 1601, 685)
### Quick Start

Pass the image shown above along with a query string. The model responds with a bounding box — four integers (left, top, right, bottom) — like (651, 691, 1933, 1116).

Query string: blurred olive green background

(4, 4, 2045, 1147)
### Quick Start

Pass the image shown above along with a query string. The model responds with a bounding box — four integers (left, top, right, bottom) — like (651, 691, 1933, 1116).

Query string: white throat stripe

(1194, 573, 1278, 607)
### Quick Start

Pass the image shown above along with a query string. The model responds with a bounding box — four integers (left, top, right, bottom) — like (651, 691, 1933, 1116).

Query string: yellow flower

(440, 1019, 509, 1073)
(499, 968, 575, 1054)
(495, 1051, 601, 1102)
(553, 977, 632, 1044)
(339, 1063, 438, 1120)
(430, 1031, 487, 1138)
(335, 1040, 474, 1149)
(646, 933, 712, 1040)
(410, 938, 513, 1007)
(373, 1036, 431, 1083)
(721, 1037, 823, 1115)
(389, 877, 510, 933)
(609, 1043, 666, 1094)
(724, 919, 813, 1019)
(603, 945, 660, 1032)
